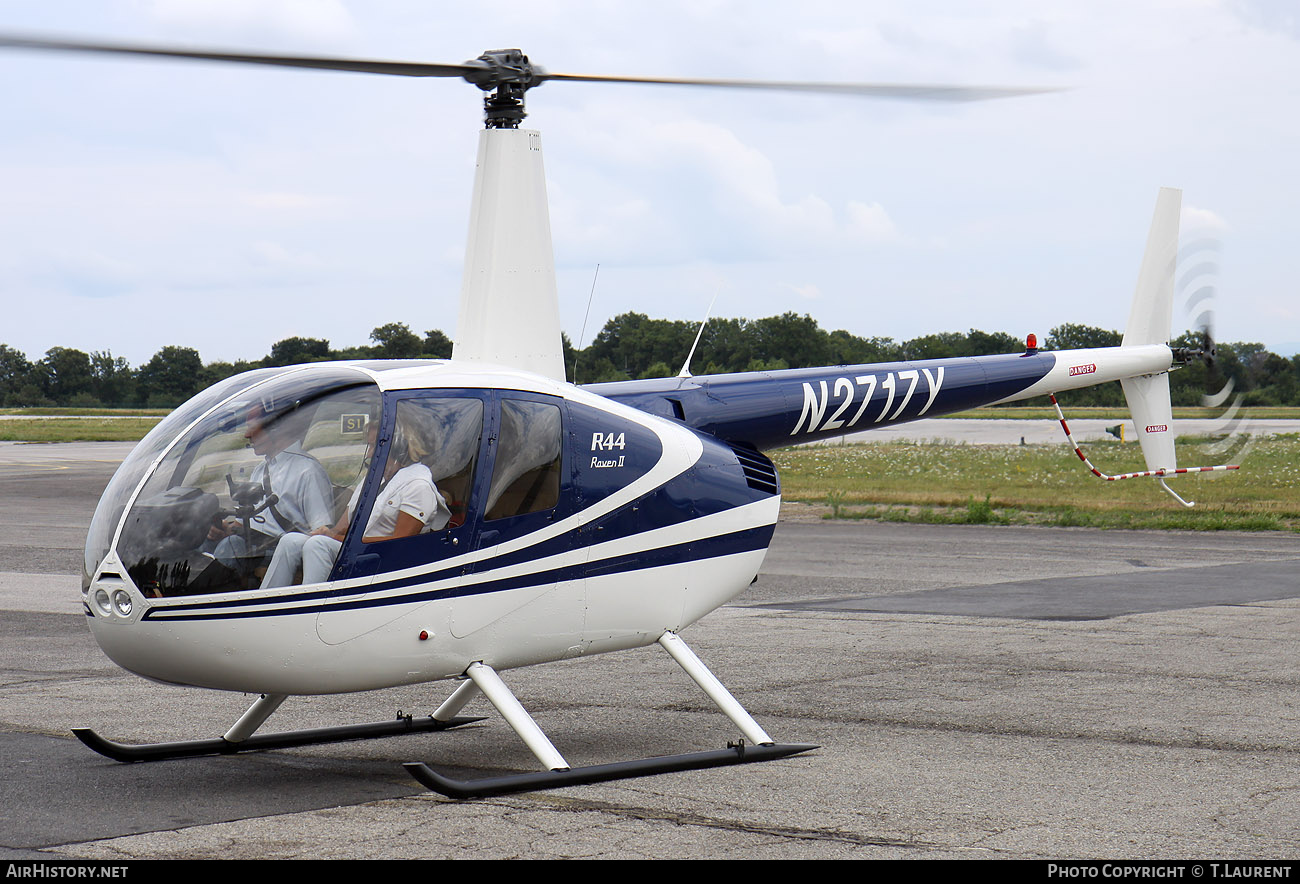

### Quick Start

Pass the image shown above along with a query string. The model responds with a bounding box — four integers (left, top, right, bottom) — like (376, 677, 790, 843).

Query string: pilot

(209, 401, 334, 576)
(260, 415, 449, 588)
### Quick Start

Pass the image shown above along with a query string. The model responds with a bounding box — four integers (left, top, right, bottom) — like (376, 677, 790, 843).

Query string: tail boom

(988, 344, 1173, 405)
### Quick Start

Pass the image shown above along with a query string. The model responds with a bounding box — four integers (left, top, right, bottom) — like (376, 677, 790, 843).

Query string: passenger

(209, 402, 333, 576)
(260, 416, 448, 588)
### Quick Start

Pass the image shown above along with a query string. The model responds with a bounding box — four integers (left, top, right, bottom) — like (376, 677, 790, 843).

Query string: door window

(485, 399, 562, 521)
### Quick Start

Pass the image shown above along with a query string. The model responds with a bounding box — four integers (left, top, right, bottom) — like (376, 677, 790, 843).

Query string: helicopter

(0, 34, 1234, 799)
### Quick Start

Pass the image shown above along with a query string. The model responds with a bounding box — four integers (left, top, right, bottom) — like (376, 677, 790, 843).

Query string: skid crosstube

(72, 715, 484, 763)
(404, 741, 819, 799)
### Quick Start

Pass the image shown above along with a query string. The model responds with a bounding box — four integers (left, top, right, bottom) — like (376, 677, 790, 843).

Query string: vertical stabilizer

(1122, 187, 1180, 347)
(453, 128, 566, 381)
(1122, 187, 1180, 473)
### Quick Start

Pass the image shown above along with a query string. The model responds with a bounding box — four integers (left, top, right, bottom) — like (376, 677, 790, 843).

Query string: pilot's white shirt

(250, 443, 334, 537)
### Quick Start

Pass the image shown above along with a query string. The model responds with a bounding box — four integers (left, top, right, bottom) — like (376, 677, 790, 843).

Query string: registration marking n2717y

(791, 367, 944, 436)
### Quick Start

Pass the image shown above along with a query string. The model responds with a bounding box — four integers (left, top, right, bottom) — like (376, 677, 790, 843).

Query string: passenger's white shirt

(347, 463, 449, 537)
(260, 463, 449, 589)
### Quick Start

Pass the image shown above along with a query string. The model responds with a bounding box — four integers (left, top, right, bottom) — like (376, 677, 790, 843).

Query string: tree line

(2, 314, 1296, 408)
(0, 322, 452, 409)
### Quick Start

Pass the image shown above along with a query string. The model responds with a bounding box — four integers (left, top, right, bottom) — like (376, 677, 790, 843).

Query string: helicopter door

(448, 394, 582, 650)
(317, 392, 488, 645)
(563, 398, 671, 652)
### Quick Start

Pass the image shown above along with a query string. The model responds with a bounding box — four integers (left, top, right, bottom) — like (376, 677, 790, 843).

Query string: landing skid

(405, 741, 817, 799)
(74, 706, 483, 763)
(72, 632, 815, 797)
(403, 631, 817, 798)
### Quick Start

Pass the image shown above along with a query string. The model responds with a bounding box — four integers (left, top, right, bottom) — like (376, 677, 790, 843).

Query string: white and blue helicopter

(1, 36, 1232, 798)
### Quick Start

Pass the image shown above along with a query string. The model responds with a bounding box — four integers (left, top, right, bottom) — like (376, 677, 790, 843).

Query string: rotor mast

(452, 50, 566, 380)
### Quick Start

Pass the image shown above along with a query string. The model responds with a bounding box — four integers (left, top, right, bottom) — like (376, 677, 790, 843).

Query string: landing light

(112, 590, 133, 617)
(93, 590, 112, 617)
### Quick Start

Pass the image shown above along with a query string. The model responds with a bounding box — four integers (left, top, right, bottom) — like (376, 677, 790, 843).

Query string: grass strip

(0, 418, 164, 442)
(773, 435, 1300, 532)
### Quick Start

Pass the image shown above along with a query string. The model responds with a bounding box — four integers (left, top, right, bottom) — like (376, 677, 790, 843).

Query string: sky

(1, 0, 1297, 368)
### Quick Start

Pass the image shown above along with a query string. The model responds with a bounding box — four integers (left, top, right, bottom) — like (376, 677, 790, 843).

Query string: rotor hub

(1172, 329, 1218, 368)
(462, 49, 545, 129)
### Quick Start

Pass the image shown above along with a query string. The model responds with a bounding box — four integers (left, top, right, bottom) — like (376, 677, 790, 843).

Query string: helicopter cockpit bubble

(91, 367, 381, 598)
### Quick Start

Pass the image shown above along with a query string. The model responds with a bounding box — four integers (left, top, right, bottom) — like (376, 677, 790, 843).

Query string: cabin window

(356, 397, 484, 538)
(485, 399, 562, 521)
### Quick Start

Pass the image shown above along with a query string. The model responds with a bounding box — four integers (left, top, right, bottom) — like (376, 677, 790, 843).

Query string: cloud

(240, 191, 341, 212)
(41, 253, 138, 299)
(1182, 205, 1229, 232)
(787, 282, 822, 300)
(846, 201, 899, 242)
(1010, 20, 1084, 71)
(550, 112, 901, 265)
(249, 239, 323, 271)
(138, 0, 357, 44)
(1230, 0, 1300, 39)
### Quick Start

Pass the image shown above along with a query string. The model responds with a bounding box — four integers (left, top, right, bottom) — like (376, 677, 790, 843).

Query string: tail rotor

(1053, 188, 1243, 506)
(1174, 222, 1255, 462)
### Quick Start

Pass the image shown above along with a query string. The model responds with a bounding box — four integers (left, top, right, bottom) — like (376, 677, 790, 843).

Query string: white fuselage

(84, 361, 779, 695)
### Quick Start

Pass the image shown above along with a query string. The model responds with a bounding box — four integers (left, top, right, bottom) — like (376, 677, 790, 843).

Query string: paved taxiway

(1, 442, 1297, 859)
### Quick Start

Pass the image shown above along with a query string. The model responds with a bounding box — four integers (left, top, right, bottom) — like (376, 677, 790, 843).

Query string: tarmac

(0, 441, 1296, 859)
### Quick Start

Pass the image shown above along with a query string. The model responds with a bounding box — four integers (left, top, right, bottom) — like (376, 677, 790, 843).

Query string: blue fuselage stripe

(141, 523, 774, 622)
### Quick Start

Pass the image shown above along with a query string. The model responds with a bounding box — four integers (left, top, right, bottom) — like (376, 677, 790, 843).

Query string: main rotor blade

(0, 34, 478, 79)
(540, 71, 1059, 102)
(0, 33, 1060, 101)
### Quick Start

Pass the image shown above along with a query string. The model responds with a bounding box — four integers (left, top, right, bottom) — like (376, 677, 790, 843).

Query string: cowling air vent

(729, 442, 779, 495)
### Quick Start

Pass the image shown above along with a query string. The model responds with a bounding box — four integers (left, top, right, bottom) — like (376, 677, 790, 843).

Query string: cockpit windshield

(83, 367, 288, 590)
(108, 368, 381, 597)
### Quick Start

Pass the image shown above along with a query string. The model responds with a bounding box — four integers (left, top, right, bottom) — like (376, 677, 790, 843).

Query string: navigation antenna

(678, 291, 719, 379)
(571, 263, 601, 383)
